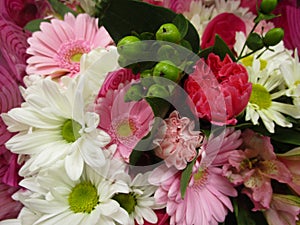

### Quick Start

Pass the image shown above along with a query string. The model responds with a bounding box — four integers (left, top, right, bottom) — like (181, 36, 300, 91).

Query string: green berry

(124, 84, 144, 102)
(157, 45, 180, 65)
(260, 0, 278, 14)
(155, 23, 181, 43)
(263, 28, 284, 47)
(140, 69, 155, 87)
(117, 36, 142, 59)
(246, 33, 264, 51)
(146, 84, 169, 98)
(153, 60, 180, 83)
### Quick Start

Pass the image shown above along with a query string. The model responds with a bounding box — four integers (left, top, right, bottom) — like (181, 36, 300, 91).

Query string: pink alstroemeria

(223, 129, 292, 210)
(277, 147, 300, 196)
(264, 194, 300, 225)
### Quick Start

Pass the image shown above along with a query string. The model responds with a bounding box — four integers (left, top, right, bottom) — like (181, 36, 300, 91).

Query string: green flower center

(193, 169, 208, 188)
(249, 84, 272, 109)
(71, 53, 83, 62)
(68, 182, 99, 214)
(113, 193, 136, 214)
(241, 55, 267, 70)
(61, 119, 81, 143)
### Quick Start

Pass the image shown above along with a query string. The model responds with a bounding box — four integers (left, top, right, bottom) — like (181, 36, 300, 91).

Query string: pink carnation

(184, 53, 252, 125)
(26, 13, 113, 78)
(154, 110, 203, 170)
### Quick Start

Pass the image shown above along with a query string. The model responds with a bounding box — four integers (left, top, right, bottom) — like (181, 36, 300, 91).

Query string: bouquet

(0, 0, 300, 224)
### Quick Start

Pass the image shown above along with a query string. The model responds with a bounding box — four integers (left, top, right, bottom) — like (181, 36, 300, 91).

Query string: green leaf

(254, 12, 278, 23)
(198, 35, 236, 61)
(96, 0, 200, 53)
(145, 97, 171, 117)
(24, 19, 50, 32)
(271, 127, 300, 145)
(180, 157, 196, 198)
(48, 0, 78, 17)
(172, 14, 189, 40)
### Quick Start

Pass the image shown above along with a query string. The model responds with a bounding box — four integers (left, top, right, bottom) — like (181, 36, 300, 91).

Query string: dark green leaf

(172, 14, 189, 39)
(254, 12, 278, 23)
(180, 157, 196, 198)
(198, 35, 236, 61)
(48, 0, 78, 17)
(145, 97, 171, 117)
(96, 0, 199, 53)
(271, 127, 300, 145)
(24, 19, 50, 32)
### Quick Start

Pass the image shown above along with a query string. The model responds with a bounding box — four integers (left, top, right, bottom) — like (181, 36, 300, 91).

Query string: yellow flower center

(241, 55, 267, 70)
(71, 53, 83, 62)
(113, 193, 137, 214)
(61, 119, 81, 142)
(68, 182, 99, 213)
(249, 84, 272, 109)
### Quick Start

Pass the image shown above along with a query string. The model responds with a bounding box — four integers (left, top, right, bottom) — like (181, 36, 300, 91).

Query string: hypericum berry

(124, 84, 145, 102)
(117, 35, 142, 59)
(246, 33, 264, 51)
(260, 0, 278, 14)
(140, 69, 155, 87)
(153, 60, 180, 83)
(157, 45, 180, 65)
(263, 28, 284, 47)
(146, 84, 170, 98)
(155, 23, 181, 43)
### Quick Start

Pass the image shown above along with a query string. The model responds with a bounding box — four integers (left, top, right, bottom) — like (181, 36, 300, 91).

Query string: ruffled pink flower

(94, 72, 154, 162)
(0, 16, 30, 83)
(154, 110, 203, 170)
(223, 129, 292, 210)
(150, 128, 240, 225)
(264, 194, 300, 225)
(26, 13, 113, 78)
(0, 0, 50, 28)
(184, 53, 252, 125)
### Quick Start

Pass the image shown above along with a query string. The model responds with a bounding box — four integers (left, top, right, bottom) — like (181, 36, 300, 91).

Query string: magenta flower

(264, 194, 300, 225)
(136, 209, 170, 225)
(223, 129, 292, 210)
(26, 13, 113, 78)
(150, 128, 241, 225)
(94, 71, 154, 162)
(154, 110, 203, 170)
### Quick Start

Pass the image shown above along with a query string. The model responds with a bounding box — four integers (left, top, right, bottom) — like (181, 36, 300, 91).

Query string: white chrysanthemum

(280, 49, 300, 107)
(183, 0, 254, 39)
(12, 160, 130, 225)
(245, 58, 300, 133)
(2, 76, 110, 181)
(112, 172, 160, 225)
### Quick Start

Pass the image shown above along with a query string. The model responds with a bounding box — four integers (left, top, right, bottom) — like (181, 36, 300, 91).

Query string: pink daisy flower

(150, 128, 240, 225)
(154, 110, 203, 170)
(94, 70, 154, 162)
(26, 13, 113, 78)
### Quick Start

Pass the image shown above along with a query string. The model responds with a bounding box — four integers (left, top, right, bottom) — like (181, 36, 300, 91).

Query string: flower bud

(117, 36, 142, 59)
(124, 84, 145, 102)
(260, 0, 278, 14)
(146, 84, 170, 98)
(153, 60, 180, 83)
(263, 28, 284, 47)
(246, 33, 264, 51)
(155, 23, 181, 43)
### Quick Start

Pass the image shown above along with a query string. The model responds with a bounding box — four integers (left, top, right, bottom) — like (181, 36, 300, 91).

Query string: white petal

(65, 150, 84, 180)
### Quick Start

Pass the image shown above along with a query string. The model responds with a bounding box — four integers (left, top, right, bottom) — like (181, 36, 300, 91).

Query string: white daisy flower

(2, 76, 110, 180)
(112, 172, 160, 225)
(245, 58, 300, 133)
(13, 160, 130, 225)
(280, 49, 300, 107)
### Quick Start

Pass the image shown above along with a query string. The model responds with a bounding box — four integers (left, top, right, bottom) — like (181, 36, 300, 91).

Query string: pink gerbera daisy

(26, 13, 112, 78)
(150, 128, 240, 225)
(94, 70, 154, 162)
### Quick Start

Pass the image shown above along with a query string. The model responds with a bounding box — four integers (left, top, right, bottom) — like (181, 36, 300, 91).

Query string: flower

(150, 128, 240, 225)
(2, 76, 110, 181)
(26, 13, 112, 78)
(280, 49, 300, 107)
(244, 54, 300, 133)
(113, 172, 159, 225)
(201, 12, 246, 51)
(184, 53, 252, 125)
(223, 129, 292, 210)
(264, 194, 300, 225)
(137, 209, 170, 225)
(154, 110, 203, 170)
(94, 71, 154, 162)
(12, 159, 130, 225)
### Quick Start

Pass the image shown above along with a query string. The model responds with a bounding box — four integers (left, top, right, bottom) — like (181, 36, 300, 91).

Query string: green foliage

(48, 0, 78, 17)
(24, 19, 50, 32)
(180, 157, 196, 198)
